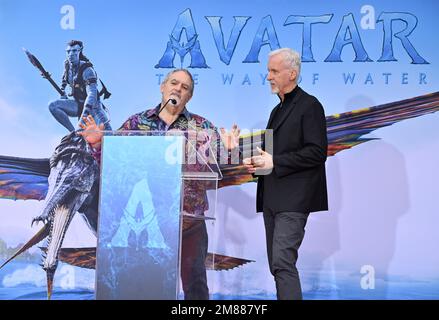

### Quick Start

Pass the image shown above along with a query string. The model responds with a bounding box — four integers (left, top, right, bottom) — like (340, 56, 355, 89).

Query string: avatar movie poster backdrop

(0, 0, 438, 299)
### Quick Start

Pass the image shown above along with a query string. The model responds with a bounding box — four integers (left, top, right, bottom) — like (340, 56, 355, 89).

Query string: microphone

(158, 98, 178, 116)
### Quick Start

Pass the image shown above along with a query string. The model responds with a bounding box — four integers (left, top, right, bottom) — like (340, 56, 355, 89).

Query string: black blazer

(256, 86, 328, 213)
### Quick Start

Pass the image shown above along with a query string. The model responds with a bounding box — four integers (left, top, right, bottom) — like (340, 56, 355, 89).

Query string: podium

(95, 130, 222, 299)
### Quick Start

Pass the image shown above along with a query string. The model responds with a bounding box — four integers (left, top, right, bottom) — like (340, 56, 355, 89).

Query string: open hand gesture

(78, 115, 104, 149)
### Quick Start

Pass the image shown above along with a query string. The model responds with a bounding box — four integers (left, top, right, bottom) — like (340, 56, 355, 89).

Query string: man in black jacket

(244, 48, 328, 300)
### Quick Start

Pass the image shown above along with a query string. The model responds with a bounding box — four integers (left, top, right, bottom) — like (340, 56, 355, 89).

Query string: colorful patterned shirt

(118, 104, 221, 214)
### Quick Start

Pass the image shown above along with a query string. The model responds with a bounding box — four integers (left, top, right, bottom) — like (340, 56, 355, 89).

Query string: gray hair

(162, 68, 194, 96)
(269, 48, 301, 78)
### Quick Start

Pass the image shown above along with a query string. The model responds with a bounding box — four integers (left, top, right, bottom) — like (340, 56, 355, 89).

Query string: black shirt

(268, 85, 299, 130)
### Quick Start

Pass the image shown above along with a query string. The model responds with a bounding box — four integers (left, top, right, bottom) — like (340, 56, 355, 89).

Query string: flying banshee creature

(0, 91, 438, 298)
(0, 133, 100, 299)
(0, 132, 253, 299)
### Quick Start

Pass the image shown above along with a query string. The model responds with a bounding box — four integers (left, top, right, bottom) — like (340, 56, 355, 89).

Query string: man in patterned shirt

(80, 69, 240, 300)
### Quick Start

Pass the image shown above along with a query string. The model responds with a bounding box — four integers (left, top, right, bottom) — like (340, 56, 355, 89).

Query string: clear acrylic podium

(95, 130, 222, 300)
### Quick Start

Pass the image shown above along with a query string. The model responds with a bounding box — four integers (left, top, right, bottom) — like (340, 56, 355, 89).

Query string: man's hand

(220, 124, 240, 150)
(78, 115, 104, 149)
(243, 147, 273, 175)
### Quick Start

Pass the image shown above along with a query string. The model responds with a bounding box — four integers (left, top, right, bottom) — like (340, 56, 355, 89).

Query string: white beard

(270, 86, 279, 94)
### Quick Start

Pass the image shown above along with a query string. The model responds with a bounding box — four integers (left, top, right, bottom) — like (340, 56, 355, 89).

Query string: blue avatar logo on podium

(110, 177, 170, 254)
(96, 135, 183, 299)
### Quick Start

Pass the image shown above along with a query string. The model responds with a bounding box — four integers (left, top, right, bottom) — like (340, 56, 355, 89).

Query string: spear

(23, 48, 64, 96)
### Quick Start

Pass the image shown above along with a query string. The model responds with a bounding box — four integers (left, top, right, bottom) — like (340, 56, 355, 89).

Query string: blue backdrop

(0, 0, 438, 299)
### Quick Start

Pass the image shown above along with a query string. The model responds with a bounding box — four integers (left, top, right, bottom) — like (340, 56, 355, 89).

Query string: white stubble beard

(270, 84, 279, 94)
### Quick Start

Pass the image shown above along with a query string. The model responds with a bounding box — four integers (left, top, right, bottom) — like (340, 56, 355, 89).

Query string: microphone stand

(158, 98, 177, 116)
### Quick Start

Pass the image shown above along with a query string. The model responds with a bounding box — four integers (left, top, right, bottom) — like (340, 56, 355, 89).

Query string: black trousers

(263, 208, 309, 300)
(181, 220, 209, 300)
